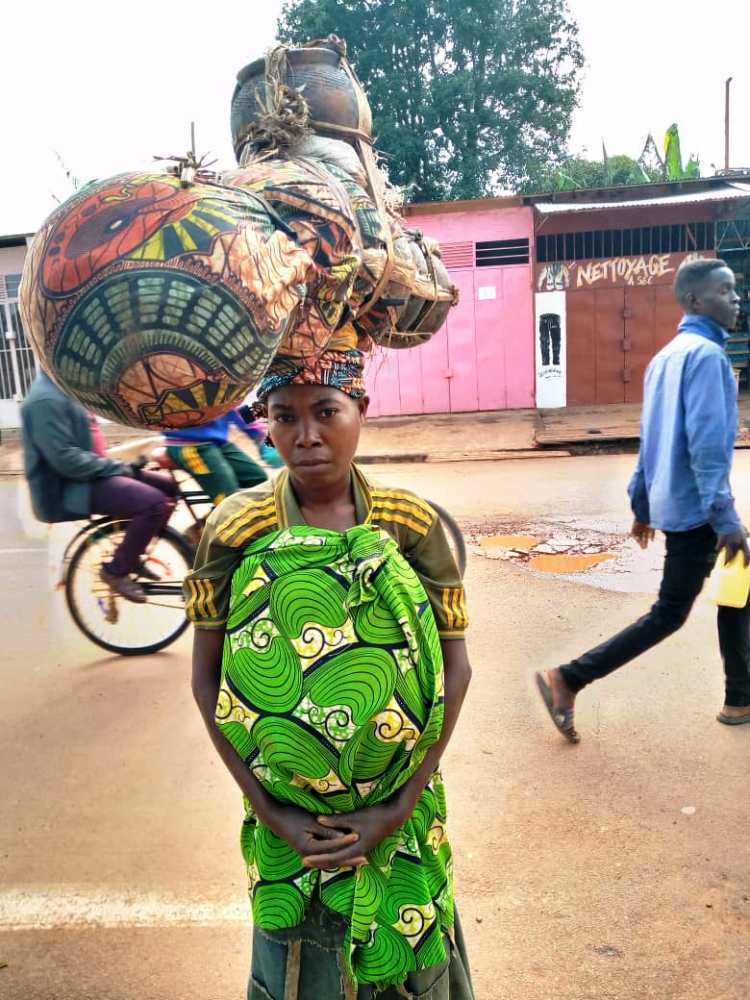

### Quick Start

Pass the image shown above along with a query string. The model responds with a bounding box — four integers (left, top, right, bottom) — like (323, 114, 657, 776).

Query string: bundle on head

(19, 172, 313, 429)
(231, 37, 458, 350)
(18, 38, 458, 432)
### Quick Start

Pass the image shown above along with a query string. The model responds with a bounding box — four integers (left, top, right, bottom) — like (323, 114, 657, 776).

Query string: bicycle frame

(57, 481, 212, 589)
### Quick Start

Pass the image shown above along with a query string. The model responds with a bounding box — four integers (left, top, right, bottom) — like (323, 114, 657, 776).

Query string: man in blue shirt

(537, 258, 749, 741)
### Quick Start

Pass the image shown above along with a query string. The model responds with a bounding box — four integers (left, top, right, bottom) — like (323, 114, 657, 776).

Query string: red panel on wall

(445, 268, 479, 412)
(499, 267, 535, 409)
(394, 343, 424, 414)
(418, 311, 451, 415)
(365, 348, 400, 417)
(472, 268, 507, 410)
(623, 285, 681, 403)
(365, 205, 536, 415)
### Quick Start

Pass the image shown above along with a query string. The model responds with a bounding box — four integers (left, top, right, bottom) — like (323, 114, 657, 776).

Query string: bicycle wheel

(65, 522, 193, 656)
(427, 499, 467, 578)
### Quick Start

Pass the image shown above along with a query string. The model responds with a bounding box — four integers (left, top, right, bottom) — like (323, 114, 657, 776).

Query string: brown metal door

(566, 289, 627, 404)
(566, 291, 597, 405)
(624, 285, 681, 402)
(594, 288, 627, 403)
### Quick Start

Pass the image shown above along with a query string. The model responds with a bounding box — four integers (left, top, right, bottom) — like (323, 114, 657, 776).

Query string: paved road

(2, 455, 750, 999)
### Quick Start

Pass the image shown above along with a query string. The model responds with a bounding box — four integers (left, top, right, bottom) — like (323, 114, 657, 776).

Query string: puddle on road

(528, 551, 614, 573)
(479, 534, 539, 553)
(464, 517, 664, 593)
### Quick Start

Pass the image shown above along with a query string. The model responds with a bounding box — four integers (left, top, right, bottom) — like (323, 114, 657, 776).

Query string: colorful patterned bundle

(20, 173, 313, 428)
(19, 38, 457, 430)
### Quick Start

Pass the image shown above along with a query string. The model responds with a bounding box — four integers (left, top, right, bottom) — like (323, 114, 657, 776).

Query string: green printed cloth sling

(216, 523, 454, 988)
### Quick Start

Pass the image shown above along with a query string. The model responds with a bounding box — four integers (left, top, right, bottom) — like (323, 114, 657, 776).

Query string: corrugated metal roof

(534, 183, 750, 215)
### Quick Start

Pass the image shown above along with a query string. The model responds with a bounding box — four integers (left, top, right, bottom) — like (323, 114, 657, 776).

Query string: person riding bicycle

(164, 408, 280, 506)
(21, 370, 178, 604)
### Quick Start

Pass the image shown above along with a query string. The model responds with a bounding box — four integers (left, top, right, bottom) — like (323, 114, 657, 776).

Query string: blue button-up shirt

(628, 314, 742, 536)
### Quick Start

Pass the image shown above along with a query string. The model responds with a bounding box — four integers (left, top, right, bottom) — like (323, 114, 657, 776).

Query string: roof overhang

(533, 183, 750, 215)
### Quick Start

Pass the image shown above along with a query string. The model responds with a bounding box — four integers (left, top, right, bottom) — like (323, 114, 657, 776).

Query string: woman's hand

(265, 802, 366, 866)
(304, 802, 407, 869)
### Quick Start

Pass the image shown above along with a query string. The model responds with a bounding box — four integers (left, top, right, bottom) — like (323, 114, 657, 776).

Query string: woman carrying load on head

(186, 328, 475, 1000)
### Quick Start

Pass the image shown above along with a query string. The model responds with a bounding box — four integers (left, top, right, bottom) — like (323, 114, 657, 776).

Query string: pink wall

(366, 205, 535, 416)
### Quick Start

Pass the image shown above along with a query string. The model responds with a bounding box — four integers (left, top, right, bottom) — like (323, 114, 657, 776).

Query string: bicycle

(60, 451, 467, 657)
(60, 454, 213, 656)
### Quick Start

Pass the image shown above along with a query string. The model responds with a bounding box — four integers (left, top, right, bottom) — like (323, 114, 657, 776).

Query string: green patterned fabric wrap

(217, 523, 453, 987)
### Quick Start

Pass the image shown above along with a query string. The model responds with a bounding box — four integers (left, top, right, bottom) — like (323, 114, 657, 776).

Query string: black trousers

(539, 314, 561, 366)
(560, 524, 750, 707)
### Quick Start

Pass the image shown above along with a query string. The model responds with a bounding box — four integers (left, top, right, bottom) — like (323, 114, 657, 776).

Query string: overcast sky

(2, 0, 749, 236)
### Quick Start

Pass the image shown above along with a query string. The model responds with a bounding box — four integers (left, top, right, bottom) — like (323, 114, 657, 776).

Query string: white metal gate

(0, 274, 36, 426)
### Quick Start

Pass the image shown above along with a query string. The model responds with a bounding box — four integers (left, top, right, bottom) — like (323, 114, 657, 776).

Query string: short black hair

(673, 257, 730, 305)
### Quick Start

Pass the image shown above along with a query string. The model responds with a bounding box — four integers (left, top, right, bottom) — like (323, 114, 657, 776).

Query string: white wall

(0, 241, 32, 427)
(0, 244, 29, 276)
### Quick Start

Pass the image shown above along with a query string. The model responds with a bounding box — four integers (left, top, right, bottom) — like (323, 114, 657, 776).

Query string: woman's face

(265, 385, 368, 491)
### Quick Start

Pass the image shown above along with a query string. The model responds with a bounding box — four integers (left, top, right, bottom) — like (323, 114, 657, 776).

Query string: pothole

(461, 517, 665, 593)
(479, 534, 539, 553)
(528, 552, 614, 573)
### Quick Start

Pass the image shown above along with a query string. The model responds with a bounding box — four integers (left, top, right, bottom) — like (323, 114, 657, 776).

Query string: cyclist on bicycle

(21, 371, 178, 604)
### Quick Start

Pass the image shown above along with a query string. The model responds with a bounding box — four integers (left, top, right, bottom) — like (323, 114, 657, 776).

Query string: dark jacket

(21, 372, 130, 523)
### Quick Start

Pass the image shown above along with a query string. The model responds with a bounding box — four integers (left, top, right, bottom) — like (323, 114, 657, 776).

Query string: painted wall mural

(535, 290, 566, 408)
(536, 250, 711, 293)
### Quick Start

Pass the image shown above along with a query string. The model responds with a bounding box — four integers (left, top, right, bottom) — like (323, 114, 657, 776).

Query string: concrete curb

(0, 447, 574, 478)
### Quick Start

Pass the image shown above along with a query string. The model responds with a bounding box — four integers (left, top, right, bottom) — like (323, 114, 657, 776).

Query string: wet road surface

(2, 454, 750, 999)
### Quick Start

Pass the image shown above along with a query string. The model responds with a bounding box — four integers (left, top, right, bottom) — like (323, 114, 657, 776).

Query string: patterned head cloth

(257, 323, 367, 401)
(256, 349, 366, 401)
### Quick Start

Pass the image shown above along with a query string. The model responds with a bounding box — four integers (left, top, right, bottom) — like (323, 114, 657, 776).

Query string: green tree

(278, 0, 583, 201)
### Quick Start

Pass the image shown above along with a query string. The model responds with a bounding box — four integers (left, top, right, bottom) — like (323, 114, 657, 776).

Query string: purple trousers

(91, 471, 177, 576)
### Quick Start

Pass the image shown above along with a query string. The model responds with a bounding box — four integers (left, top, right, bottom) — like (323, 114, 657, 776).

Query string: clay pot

(232, 41, 372, 161)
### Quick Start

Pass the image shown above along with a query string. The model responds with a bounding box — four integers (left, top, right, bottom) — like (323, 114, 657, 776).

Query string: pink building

(366, 199, 535, 417)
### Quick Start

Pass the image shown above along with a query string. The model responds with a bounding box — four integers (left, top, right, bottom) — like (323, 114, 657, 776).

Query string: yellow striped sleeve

(217, 496, 277, 546)
(441, 586, 468, 633)
(371, 508, 432, 537)
(371, 490, 435, 524)
(368, 483, 469, 638)
(184, 488, 278, 629)
(185, 577, 223, 626)
(371, 490, 436, 538)
(181, 446, 210, 476)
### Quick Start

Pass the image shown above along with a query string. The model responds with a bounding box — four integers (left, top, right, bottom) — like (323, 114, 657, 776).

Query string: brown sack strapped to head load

(230, 37, 458, 343)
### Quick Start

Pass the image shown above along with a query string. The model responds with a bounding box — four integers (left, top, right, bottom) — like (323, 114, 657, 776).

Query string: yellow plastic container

(707, 550, 750, 608)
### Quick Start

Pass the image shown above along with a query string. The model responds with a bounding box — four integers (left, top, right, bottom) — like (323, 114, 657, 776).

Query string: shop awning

(533, 182, 750, 215)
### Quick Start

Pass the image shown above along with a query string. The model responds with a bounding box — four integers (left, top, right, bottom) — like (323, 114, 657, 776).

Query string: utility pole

(725, 77, 733, 172)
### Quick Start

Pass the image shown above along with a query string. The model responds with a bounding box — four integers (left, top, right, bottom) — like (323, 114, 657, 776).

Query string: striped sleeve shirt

(184, 465, 468, 639)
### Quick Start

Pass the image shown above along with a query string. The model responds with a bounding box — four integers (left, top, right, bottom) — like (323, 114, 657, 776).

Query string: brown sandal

(535, 671, 580, 744)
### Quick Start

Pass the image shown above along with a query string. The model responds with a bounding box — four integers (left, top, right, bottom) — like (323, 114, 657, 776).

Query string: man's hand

(717, 528, 750, 567)
(631, 520, 655, 550)
(265, 802, 365, 866)
(305, 802, 407, 869)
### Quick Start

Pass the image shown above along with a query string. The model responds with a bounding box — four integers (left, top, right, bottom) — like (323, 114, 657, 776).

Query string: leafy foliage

(663, 124, 700, 181)
(531, 125, 702, 193)
(278, 0, 583, 201)
(533, 154, 657, 192)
